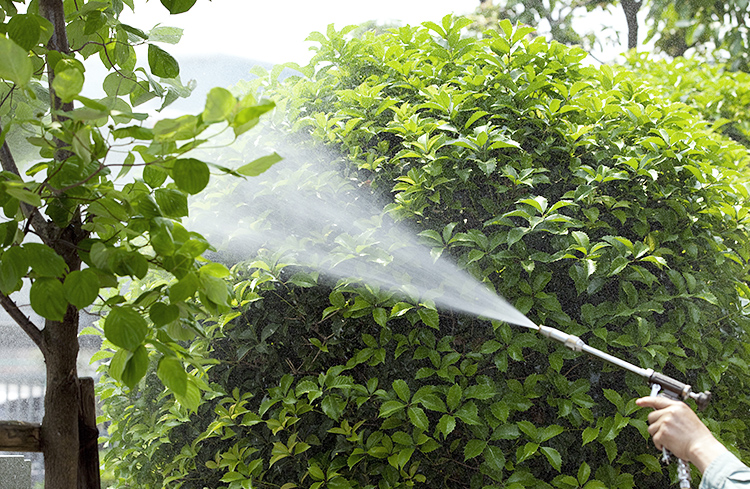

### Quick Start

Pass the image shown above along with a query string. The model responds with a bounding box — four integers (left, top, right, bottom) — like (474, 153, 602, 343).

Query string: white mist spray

(191, 134, 538, 331)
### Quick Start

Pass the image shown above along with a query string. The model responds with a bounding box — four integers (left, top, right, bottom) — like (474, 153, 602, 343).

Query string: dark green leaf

(63, 269, 100, 309)
(121, 345, 149, 388)
(0, 246, 28, 295)
(25, 243, 68, 278)
(149, 302, 180, 326)
(159, 0, 197, 14)
(147, 44, 179, 78)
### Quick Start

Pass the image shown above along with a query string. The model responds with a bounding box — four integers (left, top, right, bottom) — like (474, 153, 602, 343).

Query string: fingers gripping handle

(651, 384, 692, 488)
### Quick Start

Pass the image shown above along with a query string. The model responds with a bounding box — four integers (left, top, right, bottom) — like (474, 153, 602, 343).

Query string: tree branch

(621, 0, 642, 50)
(0, 123, 50, 243)
(0, 292, 46, 355)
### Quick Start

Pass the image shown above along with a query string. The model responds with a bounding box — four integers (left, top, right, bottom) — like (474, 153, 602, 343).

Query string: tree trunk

(37, 1, 87, 488)
(621, 0, 642, 50)
(42, 310, 81, 489)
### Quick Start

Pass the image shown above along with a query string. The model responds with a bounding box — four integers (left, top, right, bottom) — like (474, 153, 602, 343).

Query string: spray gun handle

(650, 384, 693, 488)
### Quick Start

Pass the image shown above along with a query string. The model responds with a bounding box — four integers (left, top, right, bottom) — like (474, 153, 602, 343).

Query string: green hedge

(100, 17, 750, 489)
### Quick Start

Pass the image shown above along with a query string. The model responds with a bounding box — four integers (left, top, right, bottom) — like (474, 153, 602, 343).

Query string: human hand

(636, 396, 727, 474)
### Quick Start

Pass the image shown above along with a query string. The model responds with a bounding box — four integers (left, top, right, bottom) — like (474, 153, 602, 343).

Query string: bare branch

(0, 292, 46, 354)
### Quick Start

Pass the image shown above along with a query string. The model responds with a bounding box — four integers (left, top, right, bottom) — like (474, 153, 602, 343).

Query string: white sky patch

(123, 0, 480, 64)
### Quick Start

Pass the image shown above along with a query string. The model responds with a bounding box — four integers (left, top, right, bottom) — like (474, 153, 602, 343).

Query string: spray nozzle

(538, 325, 584, 352)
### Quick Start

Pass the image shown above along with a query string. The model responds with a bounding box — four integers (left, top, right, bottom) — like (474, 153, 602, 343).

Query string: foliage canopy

(101, 16, 750, 489)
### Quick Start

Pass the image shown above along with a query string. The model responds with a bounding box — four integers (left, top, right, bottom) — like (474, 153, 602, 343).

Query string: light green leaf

(169, 272, 199, 302)
(157, 355, 187, 396)
(7, 14, 40, 51)
(148, 26, 184, 44)
(540, 447, 562, 471)
(236, 152, 283, 177)
(379, 400, 406, 418)
(437, 414, 456, 438)
(407, 406, 429, 430)
(63, 269, 100, 309)
(0, 35, 33, 86)
(202, 87, 235, 123)
(104, 305, 148, 350)
(483, 445, 505, 472)
(393, 379, 410, 402)
(447, 383, 462, 411)
(30, 277, 67, 321)
(51, 68, 84, 103)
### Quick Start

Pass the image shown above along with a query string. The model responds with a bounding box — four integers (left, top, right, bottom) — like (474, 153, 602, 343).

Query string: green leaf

(25, 243, 68, 277)
(63, 269, 100, 309)
(516, 442, 539, 463)
(148, 26, 184, 44)
(121, 345, 149, 389)
(541, 447, 562, 471)
(7, 14, 40, 51)
(154, 188, 188, 218)
(51, 68, 84, 103)
(237, 152, 283, 177)
(202, 87, 235, 123)
(407, 406, 429, 430)
(582, 426, 598, 445)
(172, 158, 210, 195)
(159, 0, 197, 14)
(483, 445, 506, 472)
(169, 272, 199, 302)
(104, 305, 149, 350)
(437, 414, 456, 438)
(149, 302, 180, 326)
(447, 383, 462, 411)
(157, 355, 187, 396)
(147, 44, 179, 78)
(0, 35, 33, 86)
(30, 277, 67, 321)
(455, 401, 483, 426)
(379, 400, 406, 418)
(372, 307, 388, 327)
(393, 379, 410, 402)
(463, 439, 487, 461)
(0, 246, 28, 295)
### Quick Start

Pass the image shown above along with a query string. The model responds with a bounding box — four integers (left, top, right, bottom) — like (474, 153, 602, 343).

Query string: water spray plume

(192, 137, 538, 331)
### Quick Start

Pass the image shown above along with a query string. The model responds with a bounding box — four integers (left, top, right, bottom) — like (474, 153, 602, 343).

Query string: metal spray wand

(538, 325, 711, 488)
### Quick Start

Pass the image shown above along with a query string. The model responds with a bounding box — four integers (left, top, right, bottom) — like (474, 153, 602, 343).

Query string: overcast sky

(122, 0, 481, 65)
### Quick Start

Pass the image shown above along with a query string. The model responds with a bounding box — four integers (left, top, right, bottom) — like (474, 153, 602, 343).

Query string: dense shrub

(100, 17, 750, 489)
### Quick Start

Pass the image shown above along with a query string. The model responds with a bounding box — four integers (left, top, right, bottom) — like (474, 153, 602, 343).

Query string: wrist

(689, 435, 729, 474)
